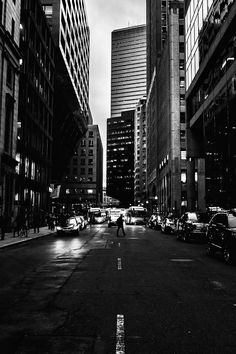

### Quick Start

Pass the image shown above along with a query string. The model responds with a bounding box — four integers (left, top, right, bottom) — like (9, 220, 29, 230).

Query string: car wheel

(176, 230, 181, 240)
(223, 246, 234, 264)
(182, 233, 189, 242)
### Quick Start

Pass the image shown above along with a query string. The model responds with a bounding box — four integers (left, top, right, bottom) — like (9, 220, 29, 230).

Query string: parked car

(161, 217, 176, 234)
(176, 212, 210, 242)
(148, 214, 162, 230)
(206, 211, 236, 264)
(75, 215, 87, 230)
(56, 216, 80, 235)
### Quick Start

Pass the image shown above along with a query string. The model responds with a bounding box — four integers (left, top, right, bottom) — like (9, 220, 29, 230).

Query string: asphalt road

(1, 224, 236, 353)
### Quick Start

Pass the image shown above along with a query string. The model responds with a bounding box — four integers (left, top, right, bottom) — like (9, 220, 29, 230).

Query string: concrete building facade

(185, 0, 236, 210)
(146, 0, 170, 206)
(15, 0, 54, 221)
(0, 0, 21, 223)
(146, 0, 187, 216)
(55, 124, 103, 213)
(134, 97, 147, 205)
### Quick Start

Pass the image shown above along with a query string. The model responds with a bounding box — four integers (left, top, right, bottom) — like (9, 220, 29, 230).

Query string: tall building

(107, 111, 134, 206)
(111, 25, 146, 117)
(15, 0, 54, 220)
(0, 0, 21, 223)
(185, 0, 236, 210)
(41, 0, 90, 181)
(54, 124, 103, 213)
(146, 0, 170, 206)
(146, 0, 187, 216)
(134, 97, 147, 205)
(108, 25, 146, 205)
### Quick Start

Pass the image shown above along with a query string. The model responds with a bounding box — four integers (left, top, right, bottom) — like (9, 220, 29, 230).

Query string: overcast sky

(85, 0, 146, 185)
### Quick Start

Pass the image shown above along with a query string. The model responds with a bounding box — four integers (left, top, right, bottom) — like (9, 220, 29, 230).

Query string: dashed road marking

(170, 258, 194, 262)
(116, 314, 125, 354)
(118, 258, 122, 270)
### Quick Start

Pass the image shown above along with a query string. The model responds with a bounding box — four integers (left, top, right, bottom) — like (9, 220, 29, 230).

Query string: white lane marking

(210, 280, 225, 290)
(118, 258, 122, 270)
(170, 259, 194, 262)
(118, 243, 121, 248)
(116, 314, 125, 354)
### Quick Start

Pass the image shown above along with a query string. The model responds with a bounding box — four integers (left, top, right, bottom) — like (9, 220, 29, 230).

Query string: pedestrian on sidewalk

(116, 214, 126, 237)
(13, 213, 21, 237)
(33, 210, 40, 233)
(0, 212, 8, 240)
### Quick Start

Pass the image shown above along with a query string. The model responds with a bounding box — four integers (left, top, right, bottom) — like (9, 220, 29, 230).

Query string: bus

(125, 206, 148, 225)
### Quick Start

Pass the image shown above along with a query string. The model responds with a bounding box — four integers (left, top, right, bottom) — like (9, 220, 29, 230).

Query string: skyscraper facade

(134, 97, 147, 205)
(16, 0, 55, 218)
(111, 25, 146, 118)
(41, 0, 90, 181)
(107, 111, 134, 206)
(185, 0, 236, 209)
(146, 0, 169, 204)
(107, 25, 146, 205)
(0, 0, 21, 223)
(146, 0, 187, 216)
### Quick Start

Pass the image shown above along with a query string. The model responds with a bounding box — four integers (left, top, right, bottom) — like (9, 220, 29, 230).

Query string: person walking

(0, 213, 7, 240)
(33, 210, 40, 233)
(13, 213, 21, 237)
(116, 214, 126, 237)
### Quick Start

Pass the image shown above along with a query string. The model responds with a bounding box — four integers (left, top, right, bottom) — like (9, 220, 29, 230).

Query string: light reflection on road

(53, 238, 84, 253)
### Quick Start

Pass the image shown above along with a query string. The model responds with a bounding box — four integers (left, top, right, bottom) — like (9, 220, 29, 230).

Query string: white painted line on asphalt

(170, 259, 194, 262)
(210, 280, 225, 290)
(116, 314, 125, 354)
(118, 258, 122, 270)
(118, 243, 121, 248)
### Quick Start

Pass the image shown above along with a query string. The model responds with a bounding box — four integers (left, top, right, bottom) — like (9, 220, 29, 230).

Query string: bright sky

(85, 0, 146, 186)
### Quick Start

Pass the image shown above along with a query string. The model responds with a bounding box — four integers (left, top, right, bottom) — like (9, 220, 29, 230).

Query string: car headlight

(56, 226, 62, 231)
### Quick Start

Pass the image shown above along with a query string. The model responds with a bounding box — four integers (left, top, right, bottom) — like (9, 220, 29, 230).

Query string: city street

(1, 225, 236, 353)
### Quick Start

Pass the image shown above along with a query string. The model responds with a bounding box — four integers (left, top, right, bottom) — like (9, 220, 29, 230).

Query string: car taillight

(231, 232, 236, 237)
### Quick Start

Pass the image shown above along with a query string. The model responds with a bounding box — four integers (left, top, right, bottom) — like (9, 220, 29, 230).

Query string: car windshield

(188, 213, 208, 223)
(68, 218, 77, 225)
(228, 215, 236, 228)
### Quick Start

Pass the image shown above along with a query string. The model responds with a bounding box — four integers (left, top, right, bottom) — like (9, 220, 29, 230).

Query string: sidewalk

(0, 227, 55, 249)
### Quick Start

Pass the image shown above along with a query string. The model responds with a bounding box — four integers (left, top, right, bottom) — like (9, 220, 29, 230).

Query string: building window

(80, 168, 85, 175)
(88, 168, 93, 174)
(89, 131, 93, 137)
(11, 18, 15, 39)
(4, 95, 14, 154)
(179, 24, 184, 36)
(6, 61, 14, 89)
(179, 42, 185, 53)
(181, 149, 186, 160)
(181, 171, 187, 184)
(0, 1, 3, 24)
(180, 112, 185, 123)
(89, 140, 93, 147)
(42, 5, 53, 19)
(81, 158, 85, 165)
